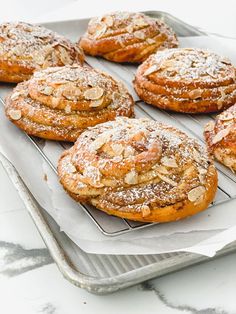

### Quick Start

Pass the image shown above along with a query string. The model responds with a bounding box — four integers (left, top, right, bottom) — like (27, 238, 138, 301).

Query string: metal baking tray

(1, 11, 236, 294)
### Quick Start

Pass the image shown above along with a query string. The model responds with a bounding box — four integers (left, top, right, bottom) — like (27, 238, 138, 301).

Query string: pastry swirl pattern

(5, 65, 134, 141)
(79, 11, 178, 63)
(134, 48, 236, 113)
(58, 117, 217, 222)
(0, 22, 84, 82)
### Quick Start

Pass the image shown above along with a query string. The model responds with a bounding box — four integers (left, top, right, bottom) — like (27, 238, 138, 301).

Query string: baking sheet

(1, 35, 236, 257)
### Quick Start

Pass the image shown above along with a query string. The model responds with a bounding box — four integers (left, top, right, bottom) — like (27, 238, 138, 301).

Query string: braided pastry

(204, 104, 236, 172)
(5, 65, 134, 141)
(79, 11, 178, 63)
(58, 117, 217, 222)
(0, 22, 84, 83)
(134, 48, 236, 113)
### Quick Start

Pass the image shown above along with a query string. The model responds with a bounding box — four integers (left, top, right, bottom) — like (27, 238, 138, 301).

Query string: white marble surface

(1, 1, 236, 313)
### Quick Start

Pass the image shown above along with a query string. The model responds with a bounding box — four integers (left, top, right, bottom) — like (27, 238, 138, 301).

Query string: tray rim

(1, 11, 236, 294)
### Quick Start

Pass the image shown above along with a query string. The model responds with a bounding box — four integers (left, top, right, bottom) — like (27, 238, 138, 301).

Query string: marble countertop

(1, 1, 236, 313)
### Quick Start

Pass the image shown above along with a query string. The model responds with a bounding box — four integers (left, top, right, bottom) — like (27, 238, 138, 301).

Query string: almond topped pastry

(5, 65, 134, 141)
(0, 22, 84, 83)
(204, 104, 236, 172)
(79, 11, 178, 63)
(134, 48, 236, 113)
(58, 117, 217, 222)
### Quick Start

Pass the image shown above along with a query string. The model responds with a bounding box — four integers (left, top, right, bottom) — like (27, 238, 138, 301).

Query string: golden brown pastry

(79, 11, 178, 63)
(5, 65, 134, 141)
(58, 117, 217, 223)
(0, 22, 84, 83)
(204, 104, 236, 172)
(134, 48, 236, 113)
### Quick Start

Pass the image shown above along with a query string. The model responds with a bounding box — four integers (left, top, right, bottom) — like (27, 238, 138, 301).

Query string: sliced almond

(154, 164, 169, 174)
(90, 97, 104, 108)
(11, 91, 21, 101)
(124, 170, 138, 185)
(111, 143, 124, 156)
(58, 46, 73, 65)
(212, 125, 232, 144)
(188, 186, 206, 203)
(84, 87, 104, 100)
(67, 163, 76, 173)
(133, 17, 148, 27)
(126, 24, 134, 33)
(8, 109, 21, 120)
(146, 38, 156, 44)
(157, 173, 177, 186)
(134, 31, 145, 40)
(161, 156, 178, 168)
(123, 145, 135, 157)
(64, 104, 71, 113)
(204, 121, 215, 132)
(141, 205, 151, 218)
(33, 52, 45, 65)
(103, 15, 113, 27)
(90, 132, 111, 151)
(83, 166, 103, 187)
(40, 86, 53, 96)
(192, 149, 202, 163)
(219, 112, 234, 121)
(62, 88, 81, 100)
(143, 64, 159, 76)
(94, 23, 107, 38)
(189, 89, 202, 100)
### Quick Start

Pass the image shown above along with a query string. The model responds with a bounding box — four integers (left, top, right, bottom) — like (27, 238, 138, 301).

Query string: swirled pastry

(58, 117, 217, 222)
(0, 22, 84, 83)
(79, 12, 178, 63)
(204, 104, 236, 172)
(134, 48, 236, 113)
(5, 65, 134, 141)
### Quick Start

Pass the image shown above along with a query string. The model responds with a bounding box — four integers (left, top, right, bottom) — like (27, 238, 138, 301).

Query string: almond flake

(141, 205, 151, 218)
(84, 87, 104, 100)
(65, 104, 71, 113)
(157, 173, 177, 186)
(103, 15, 113, 27)
(161, 156, 178, 168)
(212, 126, 232, 144)
(83, 166, 103, 188)
(90, 133, 111, 151)
(204, 121, 215, 132)
(67, 163, 76, 173)
(154, 165, 169, 174)
(192, 149, 202, 163)
(124, 170, 138, 185)
(189, 89, 202, 100)
(146, 38, 156, 44)
(126, 24, 134, 33)
(188, 186, 206, 202)
(133, 17, 148, 27)
(219, 112, 234, 121)
(90, 97, 104, 108)
(94, 23, 107, 38)
(11, 92, 21, 101)
(123, 145, 135, 157)
(134, 31, 145, 40)
(58, 46, 73, 65)
(40, 86, 53, 95)
(111, 143, 124, 156)
(143, 64, 159, 76)
(9, 109, 21, 120)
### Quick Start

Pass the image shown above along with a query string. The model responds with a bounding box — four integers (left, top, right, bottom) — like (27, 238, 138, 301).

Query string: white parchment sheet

(1, 36, 236, 257)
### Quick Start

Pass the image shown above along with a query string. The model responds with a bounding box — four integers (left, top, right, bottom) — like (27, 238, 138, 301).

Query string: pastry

(204, 104, 236, 172)
(5, 65, 134, 141)
(58, 117, 217, 222)
(134, 48, 236, 113)
(79, 11, 178, 63)
(0, 22, 84, 83)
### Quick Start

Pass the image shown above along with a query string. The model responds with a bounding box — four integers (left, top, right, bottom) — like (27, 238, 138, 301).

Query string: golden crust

(134, 48, 236, 113)
(58, 117, 218, 223)
(0, 22, 84, 83)
(204, 104, 236, 172)
(4, 65, 134, 142)
(79, 11, 178, 63)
